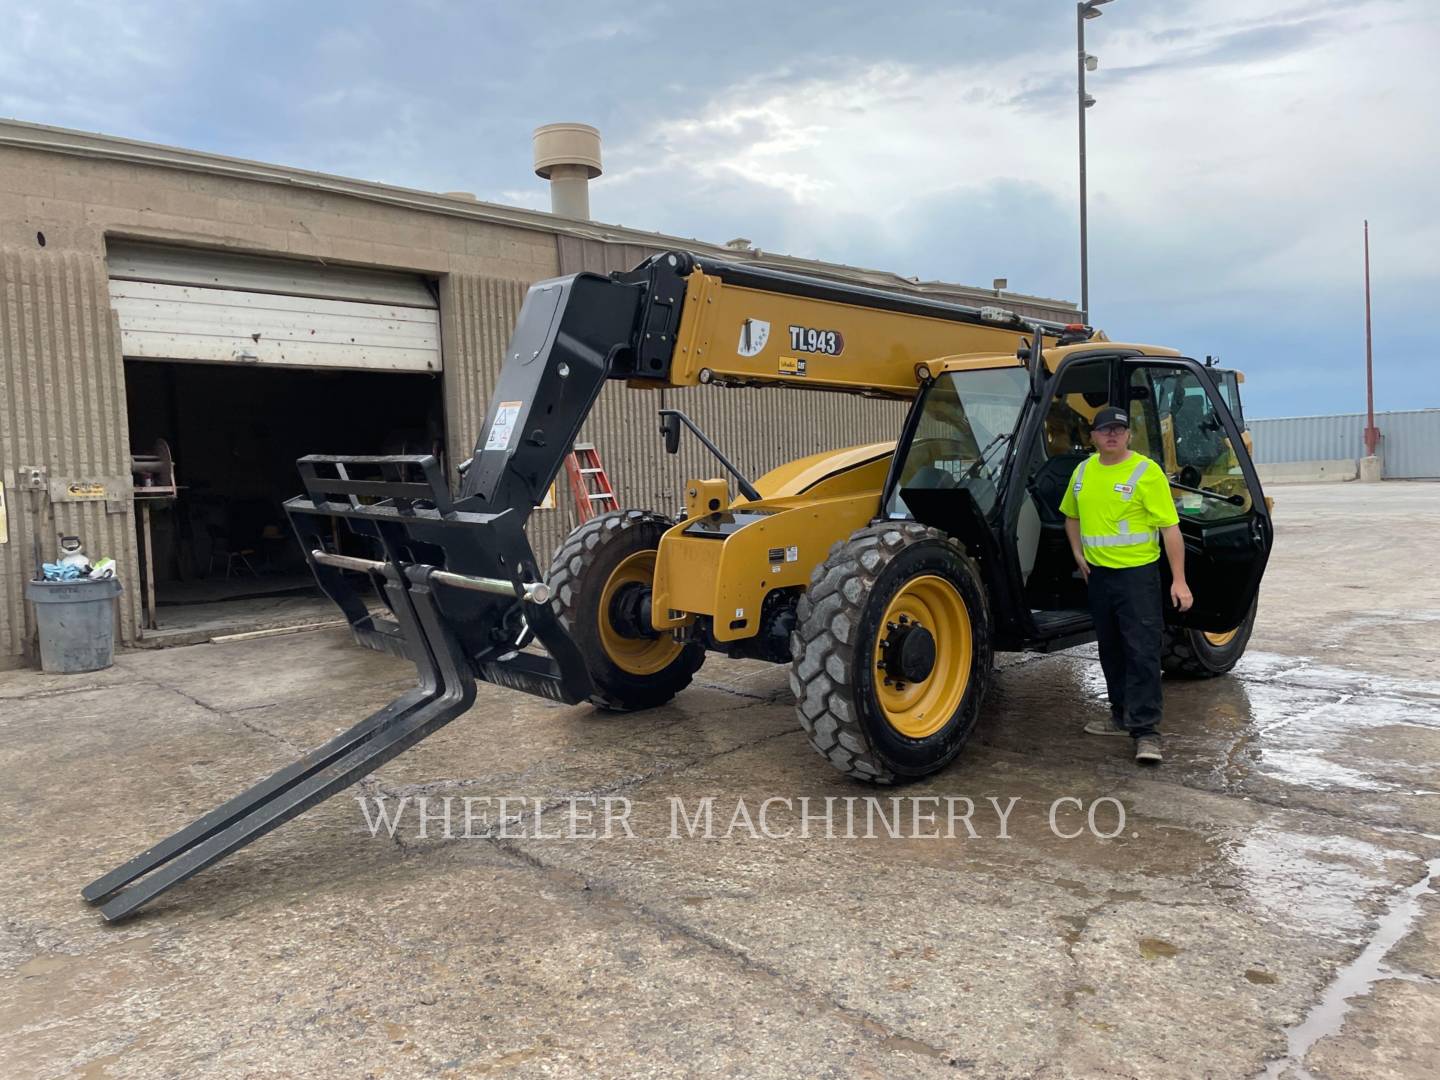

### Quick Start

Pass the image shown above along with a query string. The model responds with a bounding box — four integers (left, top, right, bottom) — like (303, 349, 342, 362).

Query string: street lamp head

(1083, 93, 1097, 108)
(1085, 54, 1099, 71)
(1081, 0, 1114, 18)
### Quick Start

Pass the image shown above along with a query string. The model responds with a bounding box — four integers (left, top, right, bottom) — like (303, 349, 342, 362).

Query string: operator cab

(884, 349, 1271, 654)
(1013, 349, 1271, 646)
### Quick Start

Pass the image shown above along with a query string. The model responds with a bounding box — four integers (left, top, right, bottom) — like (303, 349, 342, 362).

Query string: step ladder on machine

(563, 443, 620, 523)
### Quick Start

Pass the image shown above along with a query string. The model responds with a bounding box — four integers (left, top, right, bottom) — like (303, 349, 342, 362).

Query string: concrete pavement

(2, 481, 1437, 1078)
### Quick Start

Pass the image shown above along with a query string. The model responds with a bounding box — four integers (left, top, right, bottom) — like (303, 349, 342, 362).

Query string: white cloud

(602, 0, 1437, 298)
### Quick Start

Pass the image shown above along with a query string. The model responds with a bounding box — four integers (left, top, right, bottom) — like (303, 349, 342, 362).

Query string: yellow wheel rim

(598, 551, 683, 676)
(1203, 628, 1239, 647)
(873, 575, 972, 739)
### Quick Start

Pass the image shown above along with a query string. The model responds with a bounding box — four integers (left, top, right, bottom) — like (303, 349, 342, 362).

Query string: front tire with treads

(549, 510, 704, 711)
(789, 521, 992, 783)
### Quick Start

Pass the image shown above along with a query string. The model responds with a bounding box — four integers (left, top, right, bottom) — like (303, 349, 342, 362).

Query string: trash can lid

(25, 577, 123, 602)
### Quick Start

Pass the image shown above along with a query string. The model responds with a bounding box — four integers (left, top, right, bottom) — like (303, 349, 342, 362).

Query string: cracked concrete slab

(1299, 979, 1440, 1079)
(1, 481, 1438, 1078)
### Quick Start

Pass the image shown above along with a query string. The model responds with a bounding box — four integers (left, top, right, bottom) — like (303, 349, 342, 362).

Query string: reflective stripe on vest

(1075, 455, 1148, 500)
(1082, 512, 1155, 549)
(1083, 531, 1157, 547)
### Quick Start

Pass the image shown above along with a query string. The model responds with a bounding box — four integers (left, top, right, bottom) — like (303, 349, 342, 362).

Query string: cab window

(1128, 366, 1250, 522)
(889, 367, 1030, 518)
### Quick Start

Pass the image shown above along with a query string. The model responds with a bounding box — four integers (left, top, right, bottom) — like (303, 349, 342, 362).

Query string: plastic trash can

(24, 578, 123, 674)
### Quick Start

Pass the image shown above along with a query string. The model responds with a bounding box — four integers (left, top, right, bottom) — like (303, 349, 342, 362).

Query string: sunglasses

(1093, 425, 1128, 436)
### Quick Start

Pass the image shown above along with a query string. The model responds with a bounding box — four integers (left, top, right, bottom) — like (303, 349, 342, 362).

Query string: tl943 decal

(788, 325, 845, 356)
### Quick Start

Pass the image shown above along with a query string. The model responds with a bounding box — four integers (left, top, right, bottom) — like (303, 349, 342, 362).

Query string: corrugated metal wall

(441, 273, 527, 477)
(0, 249, 140, 661)
(1249, 413, 1365, 463)
(1250, 409, 1440, 479)
(556, 237, 664, 278)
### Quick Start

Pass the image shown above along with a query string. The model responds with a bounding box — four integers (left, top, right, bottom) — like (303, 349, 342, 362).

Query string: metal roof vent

(533, 123, 602, 221)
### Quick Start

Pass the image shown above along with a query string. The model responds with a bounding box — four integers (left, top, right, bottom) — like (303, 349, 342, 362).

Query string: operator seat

(1028, 450, 1090, 527)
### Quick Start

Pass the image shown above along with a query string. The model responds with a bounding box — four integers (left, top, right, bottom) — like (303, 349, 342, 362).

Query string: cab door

(1123, 358, 1272, 632)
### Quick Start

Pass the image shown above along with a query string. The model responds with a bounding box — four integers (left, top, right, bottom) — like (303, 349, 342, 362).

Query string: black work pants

(1086, 561, 1163, 738)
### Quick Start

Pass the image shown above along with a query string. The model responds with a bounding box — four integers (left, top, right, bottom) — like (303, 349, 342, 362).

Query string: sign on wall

(48, 477, 130, 503)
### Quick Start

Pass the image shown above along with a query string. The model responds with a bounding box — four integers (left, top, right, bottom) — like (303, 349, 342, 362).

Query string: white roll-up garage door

(107, 242, 441, 372)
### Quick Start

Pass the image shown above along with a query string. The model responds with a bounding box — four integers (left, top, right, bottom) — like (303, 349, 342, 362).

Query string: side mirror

(660, 412, 681, 455)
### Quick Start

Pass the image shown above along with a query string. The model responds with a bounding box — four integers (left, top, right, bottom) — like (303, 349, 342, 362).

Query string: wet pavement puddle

(1258, 855, 1440, 1079)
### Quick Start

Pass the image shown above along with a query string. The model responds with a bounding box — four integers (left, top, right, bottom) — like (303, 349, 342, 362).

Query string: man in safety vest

(1059, 407, 1193, 763)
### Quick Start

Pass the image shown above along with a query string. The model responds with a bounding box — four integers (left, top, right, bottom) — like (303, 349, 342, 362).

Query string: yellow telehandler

(85, 250, 1271, 918)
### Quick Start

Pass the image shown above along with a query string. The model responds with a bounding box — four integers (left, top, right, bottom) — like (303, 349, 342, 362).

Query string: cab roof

(917, 342, 1184, 380)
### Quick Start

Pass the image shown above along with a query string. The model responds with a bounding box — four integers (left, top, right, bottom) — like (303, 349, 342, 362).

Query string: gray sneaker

(1134, 735, 1163, 763)
(1084, 716, 1129, 736)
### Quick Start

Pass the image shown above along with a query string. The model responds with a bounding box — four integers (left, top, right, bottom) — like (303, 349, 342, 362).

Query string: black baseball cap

(1091, 407, 1130, 430)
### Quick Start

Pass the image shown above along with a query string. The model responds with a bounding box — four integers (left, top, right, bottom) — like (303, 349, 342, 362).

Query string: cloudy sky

(4, 0, 1436, 416)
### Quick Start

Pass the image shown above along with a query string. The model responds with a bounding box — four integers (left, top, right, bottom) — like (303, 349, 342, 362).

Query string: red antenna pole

(1363, 220, 1379, 457)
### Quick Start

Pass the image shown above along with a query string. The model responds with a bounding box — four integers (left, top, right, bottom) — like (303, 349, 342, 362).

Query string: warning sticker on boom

(485, 401, 523, 451)
(737, 318, 770, 357)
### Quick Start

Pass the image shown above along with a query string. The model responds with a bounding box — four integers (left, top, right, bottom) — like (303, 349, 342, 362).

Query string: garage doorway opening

(125, 360, 444, 642)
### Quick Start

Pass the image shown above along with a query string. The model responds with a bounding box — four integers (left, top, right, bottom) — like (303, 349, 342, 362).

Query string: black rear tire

(790, 522, 992, 783)
(1161, 598, 1258, 678)
(549, 510, 705, 711)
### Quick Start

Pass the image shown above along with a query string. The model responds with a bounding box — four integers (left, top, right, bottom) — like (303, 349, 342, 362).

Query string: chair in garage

(205, 500, 275, 579)
(207, 522, 259, 578)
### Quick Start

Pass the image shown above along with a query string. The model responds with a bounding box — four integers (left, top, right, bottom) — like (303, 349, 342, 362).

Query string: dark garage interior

(124, 360, 444, 636)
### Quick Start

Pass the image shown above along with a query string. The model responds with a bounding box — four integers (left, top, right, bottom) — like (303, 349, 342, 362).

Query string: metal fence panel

(1250, 409, 1440, 478)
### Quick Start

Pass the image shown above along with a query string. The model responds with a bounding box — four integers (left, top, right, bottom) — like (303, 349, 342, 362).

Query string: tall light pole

(1363, 220, 1379, 458)
(1077, 0, 1113, 323)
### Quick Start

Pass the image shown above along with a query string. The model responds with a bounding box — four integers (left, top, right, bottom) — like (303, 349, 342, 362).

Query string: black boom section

(460, 271, 650, 507)
(687, 254, 1077, 336)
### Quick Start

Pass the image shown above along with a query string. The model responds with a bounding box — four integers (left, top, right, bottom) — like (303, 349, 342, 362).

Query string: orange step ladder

(563, 443, 620, 523)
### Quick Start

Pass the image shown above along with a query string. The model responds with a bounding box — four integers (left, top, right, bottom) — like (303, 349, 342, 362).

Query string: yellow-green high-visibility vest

(1063, 454, 1173, 569)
